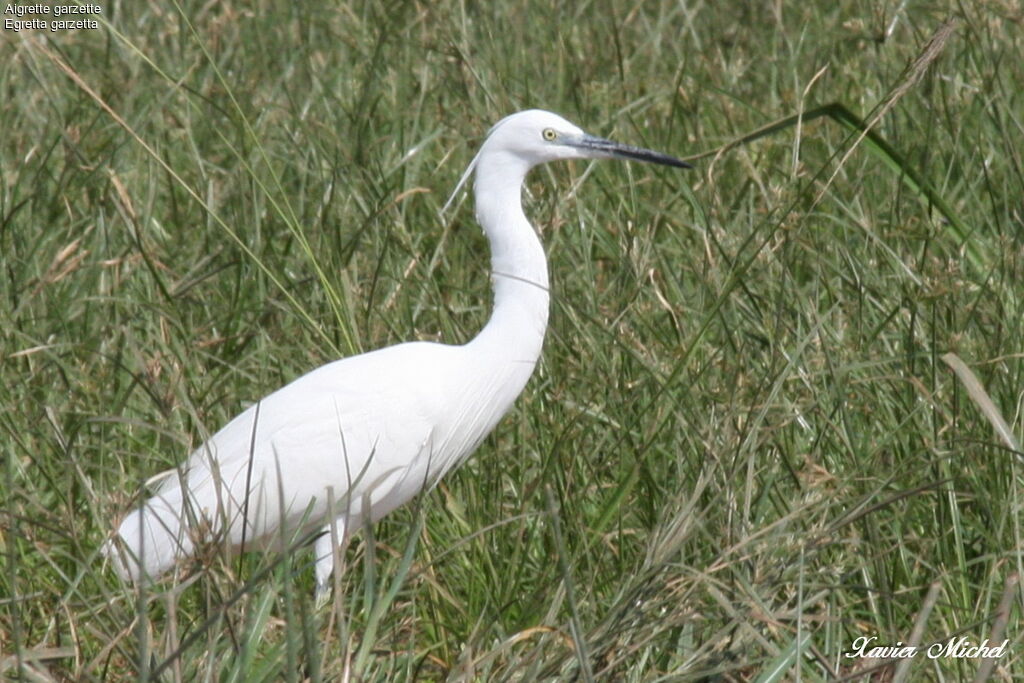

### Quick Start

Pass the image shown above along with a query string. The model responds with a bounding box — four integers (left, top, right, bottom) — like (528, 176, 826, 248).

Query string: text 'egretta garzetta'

(107, 109, 690, 595)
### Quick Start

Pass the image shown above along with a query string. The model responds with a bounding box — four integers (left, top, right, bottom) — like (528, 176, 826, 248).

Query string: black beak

(570, 134, 692, 169)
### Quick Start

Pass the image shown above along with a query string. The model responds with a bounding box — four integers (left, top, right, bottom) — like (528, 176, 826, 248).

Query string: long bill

(568, 134, 692, 169)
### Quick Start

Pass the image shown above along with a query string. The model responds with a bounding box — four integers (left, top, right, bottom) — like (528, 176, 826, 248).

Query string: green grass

(2, 1, 1023, 680)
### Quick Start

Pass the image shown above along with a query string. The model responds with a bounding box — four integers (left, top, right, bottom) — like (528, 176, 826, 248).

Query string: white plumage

(107, 109, 688, 594)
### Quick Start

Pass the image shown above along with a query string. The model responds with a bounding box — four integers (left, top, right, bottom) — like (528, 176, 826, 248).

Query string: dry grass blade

(892, 581, 942, 683)
(942, 353, 1023, 454)
(972, 572, 1018, 683)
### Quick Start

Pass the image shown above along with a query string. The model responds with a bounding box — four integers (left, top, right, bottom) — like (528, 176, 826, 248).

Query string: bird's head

(443, 109, 690, 214)
(482, 109, 692, 168)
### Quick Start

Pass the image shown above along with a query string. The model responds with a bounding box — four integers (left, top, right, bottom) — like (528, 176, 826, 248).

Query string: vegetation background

(2, 0, 1022, 680)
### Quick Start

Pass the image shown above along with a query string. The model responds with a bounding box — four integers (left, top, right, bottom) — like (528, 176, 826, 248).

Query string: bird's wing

(154, 344, 449, 547)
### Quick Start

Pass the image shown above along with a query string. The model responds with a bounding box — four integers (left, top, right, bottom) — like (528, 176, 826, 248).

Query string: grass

(2, 0, 1023, 679)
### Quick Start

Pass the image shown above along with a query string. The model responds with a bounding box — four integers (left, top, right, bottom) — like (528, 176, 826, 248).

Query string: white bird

(107, 109, 689, 594)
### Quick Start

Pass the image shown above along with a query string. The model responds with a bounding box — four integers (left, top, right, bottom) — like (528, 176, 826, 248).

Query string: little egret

(107, 109, 689, 594)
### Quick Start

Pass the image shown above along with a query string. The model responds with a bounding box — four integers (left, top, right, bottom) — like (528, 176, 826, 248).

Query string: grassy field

(2, 0, 1023, 680)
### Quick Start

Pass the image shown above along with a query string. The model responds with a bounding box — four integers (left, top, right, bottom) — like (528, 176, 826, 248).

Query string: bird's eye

(542, 128, 558, 141)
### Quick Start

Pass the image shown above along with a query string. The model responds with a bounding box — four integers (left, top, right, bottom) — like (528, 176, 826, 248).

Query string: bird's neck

(469, 156, 550, 366)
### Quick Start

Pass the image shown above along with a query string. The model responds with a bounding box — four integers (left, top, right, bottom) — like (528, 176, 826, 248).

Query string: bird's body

(108, 109, 687, 592)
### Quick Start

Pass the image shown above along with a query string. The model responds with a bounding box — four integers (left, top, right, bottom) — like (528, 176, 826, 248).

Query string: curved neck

(468, 151, 549, 364)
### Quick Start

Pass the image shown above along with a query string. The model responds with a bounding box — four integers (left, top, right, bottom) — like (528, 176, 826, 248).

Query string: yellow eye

(542, 128, 558, 141)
